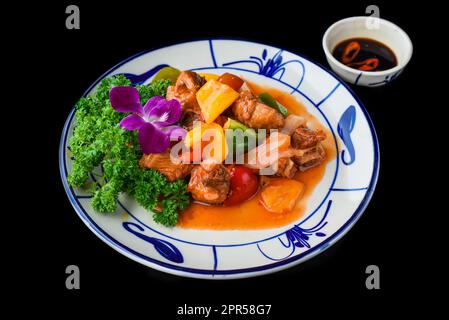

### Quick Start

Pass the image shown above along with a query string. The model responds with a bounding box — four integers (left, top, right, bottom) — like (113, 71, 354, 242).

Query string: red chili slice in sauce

(347, 58, 380, 71)
(333, 37, 397, 72)
(341, 41, 361, 64)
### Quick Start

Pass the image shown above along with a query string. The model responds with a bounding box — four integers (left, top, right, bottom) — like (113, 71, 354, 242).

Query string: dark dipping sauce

(332, 37, 397, 71)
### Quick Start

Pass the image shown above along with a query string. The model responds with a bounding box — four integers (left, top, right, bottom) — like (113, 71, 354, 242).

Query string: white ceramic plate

(60, 39, 379, 279)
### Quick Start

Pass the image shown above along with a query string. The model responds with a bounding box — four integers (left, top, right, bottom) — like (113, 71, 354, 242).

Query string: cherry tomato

(224, 166, 259, 206)
(217, 73, 244, 91)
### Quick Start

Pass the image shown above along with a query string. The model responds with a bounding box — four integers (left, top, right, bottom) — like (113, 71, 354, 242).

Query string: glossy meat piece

(275, 157, 298, 178)
(166, 71, 206, 111)
(213, 115, 228, 127)
(187, 160, 231, 204)
(291, 126, 326, 149)
(231, 90, 284, 129)
(139, 152, 193, 182)
(180, 109, 203, 131)
(293, 143, 326, 171)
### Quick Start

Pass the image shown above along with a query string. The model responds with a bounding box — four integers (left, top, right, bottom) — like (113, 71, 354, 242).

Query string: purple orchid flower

(109, 86, 186, 154)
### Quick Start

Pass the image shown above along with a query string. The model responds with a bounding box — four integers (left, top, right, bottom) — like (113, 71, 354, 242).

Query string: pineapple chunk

(260, 179, 305, 214)
(184, 123, 228, 163)
(196, 79, 239, 123)
(199, 73, 220, 82)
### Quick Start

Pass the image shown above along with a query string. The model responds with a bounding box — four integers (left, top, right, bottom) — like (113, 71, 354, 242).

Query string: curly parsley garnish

(67, 75, 189, 227)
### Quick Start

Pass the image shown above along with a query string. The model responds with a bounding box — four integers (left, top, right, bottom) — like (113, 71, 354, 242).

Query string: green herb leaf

(67, 76, 190, 227)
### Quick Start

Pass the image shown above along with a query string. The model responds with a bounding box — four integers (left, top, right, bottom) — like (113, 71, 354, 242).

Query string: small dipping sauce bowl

(322, 16, 413, 87)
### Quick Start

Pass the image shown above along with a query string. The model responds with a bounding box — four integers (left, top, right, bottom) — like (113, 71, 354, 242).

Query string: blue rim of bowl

(59, 38, 380, 278)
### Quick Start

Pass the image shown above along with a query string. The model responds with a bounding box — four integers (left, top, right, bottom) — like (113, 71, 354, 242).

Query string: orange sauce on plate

(177, 84, 336, 230)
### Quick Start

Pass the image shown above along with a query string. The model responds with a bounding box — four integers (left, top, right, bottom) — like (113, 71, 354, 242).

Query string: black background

(13, 0, 434, 317)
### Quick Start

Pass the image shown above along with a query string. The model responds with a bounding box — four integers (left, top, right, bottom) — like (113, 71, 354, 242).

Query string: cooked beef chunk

(166, 71, 206, 111)
(187, 160, 230, 204)
(275, 157, 298, 178)
(291, 127, 326, 149)
(231, 90, 284, 129)
(180, 109, 203, 131)
(292, 143, 326, 171)
(289, 125, 327, 171)
(139, 152, 193, 182)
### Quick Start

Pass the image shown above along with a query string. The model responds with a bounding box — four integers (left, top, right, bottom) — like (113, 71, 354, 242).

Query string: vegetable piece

(184, 123, 228, 162)
(223, 118, 258, 155)
(260, 179, 305, 213)
(259, 92, 289, 117)
(199, 73, 220, 82)
(246, 132, 291, 169)
(199, 123, 228, 163)
(282, 114, 306, 135)
(151, 66, 181, 85)
(196, 79, 240, 123)
(217, 73, 244, 91)
(265, 132, 291, 152)
(232, 128, 258, 156)
(254, 131, 290, 153)
(68, 75, 189, 227)
(223, 118, 247, 130)
(224, 166, 259, 206)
